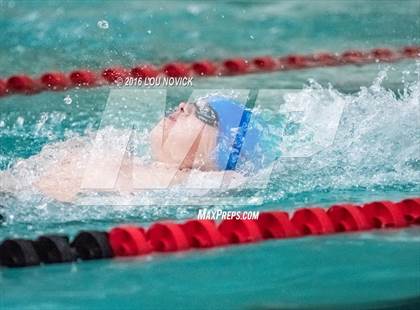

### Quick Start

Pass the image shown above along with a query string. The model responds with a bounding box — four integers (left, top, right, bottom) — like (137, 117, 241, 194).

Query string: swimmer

(28, 96, 266, 202)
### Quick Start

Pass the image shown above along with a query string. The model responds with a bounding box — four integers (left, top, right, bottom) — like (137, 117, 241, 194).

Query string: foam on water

(269, 68, 420, 199)
(0, 69, 419, 227)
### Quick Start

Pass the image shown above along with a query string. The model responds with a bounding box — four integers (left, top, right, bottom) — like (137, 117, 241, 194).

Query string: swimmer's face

(150, 102, 218, 170)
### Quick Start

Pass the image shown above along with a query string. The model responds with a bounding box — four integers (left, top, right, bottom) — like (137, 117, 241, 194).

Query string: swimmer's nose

(177, 102, 193, 115)
(166, 102, 187, 121)
(178, 102, 187, 112)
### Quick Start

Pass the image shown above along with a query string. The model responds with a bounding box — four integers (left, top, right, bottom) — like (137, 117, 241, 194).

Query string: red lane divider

(191, 60, 218, 76)
(218, 219, 263, 244)
(7, 75, 39, 94)
(0, 79, 7, 96)
(291, 207, 335, 235)
(131, 64, 159, 78)
(109, 226, 151, 256)
(327, 204, 371, 232)
(102, 67, 129, 83)
(256, 211, 299, 238)
(181, 220, 225, 248)
(223, 58, 250, 74)
(361, 201, 408, 228)
(162, 62, 191, 77)
(396, 198, 420, 224)
(69, 70, 97, 87)
(40, 72, 70, 90)
(0, 197, 419, 268)
(146, 222, 190, 252)
(1, 46, 419, 98)
(252, 56, 278, 70)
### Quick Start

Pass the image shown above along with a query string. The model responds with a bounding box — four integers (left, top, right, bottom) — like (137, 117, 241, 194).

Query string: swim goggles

(192, 99, 218, 127)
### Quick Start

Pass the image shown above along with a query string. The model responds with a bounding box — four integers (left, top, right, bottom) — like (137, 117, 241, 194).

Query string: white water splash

(97, 20, 109, 29)
(0, 69, 419, 225)
(64, 94, 72, 105)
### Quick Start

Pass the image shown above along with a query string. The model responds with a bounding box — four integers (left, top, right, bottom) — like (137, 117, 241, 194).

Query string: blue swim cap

(204, 96, 264, 172)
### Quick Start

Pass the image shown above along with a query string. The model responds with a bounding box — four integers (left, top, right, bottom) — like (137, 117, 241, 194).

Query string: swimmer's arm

(35, 150, 246, 202)
(34, 158, 84, 203)
(35, 174, 80, 203)
(34, 157, 176, 202)
(34, 147, 88, 203)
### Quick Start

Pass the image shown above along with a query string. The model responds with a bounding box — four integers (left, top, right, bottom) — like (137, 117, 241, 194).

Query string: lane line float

(0, 197, 419, 268)
(0, 46, 419, 98)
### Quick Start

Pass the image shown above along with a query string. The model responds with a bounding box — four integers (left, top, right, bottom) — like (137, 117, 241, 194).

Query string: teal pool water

(1, 1, 420, 309)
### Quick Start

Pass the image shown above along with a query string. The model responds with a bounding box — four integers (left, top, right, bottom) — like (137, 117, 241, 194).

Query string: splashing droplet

(97, 20, 109, 29)
(16, 116, 24, 127)
(64, 95, 72, 105)
(147, 29, 152, 35)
